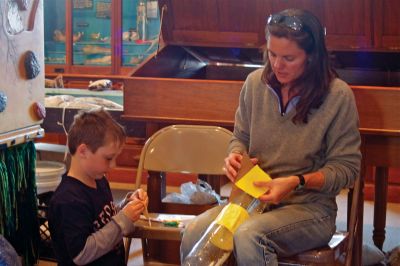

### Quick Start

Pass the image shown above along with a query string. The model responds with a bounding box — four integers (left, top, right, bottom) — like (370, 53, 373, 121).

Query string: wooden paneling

(365, 167, 400, 203)
(362, 133, 400, 167)
(322, 0, 372, 50)
(37, 132, 67, 145)
(373, 0, 400, 50)
(269, 0, 372, 50)
(115, 144, 142, 167)
(123, 77, 242, 125)
(270, 0, 323, 16)
(159, 0, 268, 48)
(107, 166, 136, 184)
(124, 81, 400, 131)
(352, 86, 400, 130)
(158, 0, 377, 50)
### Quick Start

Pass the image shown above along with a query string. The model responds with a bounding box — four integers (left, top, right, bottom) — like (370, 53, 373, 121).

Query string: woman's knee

(233, 224, 257, 249)
(233, 226, 276, 265)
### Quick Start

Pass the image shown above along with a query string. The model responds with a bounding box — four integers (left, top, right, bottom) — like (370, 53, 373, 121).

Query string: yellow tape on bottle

(209, 203, 249, 251)
(215, 203, 250, 233)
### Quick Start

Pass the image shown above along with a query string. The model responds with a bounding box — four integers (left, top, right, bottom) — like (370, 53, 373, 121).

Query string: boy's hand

(122, 188, 149, 222)
(130, 188, 148, 208)
(122, 200, 145, 222)
(121, 189, 148, 208)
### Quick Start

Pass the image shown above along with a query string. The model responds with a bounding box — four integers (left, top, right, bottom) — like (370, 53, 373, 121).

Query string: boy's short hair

(68, 108, 126, 155)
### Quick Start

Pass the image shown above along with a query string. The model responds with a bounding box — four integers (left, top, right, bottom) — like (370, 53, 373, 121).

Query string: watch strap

(295, 174, 306, 191)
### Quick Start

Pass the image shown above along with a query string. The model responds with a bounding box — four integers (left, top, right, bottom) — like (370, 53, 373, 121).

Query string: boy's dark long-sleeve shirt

(48, 175, 135, 266)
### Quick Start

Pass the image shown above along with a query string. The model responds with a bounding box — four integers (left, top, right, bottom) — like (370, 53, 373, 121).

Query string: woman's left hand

(254, 176, 299, 204)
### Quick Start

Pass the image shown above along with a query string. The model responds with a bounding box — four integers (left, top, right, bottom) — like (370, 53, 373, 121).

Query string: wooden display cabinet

(44, 0, 160, 76)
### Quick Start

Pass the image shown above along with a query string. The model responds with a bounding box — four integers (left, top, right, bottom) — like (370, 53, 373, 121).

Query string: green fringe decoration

(0, 141, 39, 265)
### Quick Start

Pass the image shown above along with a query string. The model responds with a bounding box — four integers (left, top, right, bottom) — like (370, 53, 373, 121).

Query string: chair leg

(141, 238, 149, 260)
(124, 237, 132, 265)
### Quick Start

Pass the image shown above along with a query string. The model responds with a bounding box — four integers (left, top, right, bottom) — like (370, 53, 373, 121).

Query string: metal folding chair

(125, 124, 233, 265)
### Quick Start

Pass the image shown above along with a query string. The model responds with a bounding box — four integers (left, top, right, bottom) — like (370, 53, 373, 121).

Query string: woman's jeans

(180, 202, 336, 265)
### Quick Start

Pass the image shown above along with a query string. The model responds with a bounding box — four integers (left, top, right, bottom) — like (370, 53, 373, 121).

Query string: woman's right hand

(224, 152, 259, 183)
(224, 152, 243, 182)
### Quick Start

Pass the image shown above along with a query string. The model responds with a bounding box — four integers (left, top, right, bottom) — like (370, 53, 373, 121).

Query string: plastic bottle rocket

(136, 0, 147, 41)
(183, 153, 271, 266)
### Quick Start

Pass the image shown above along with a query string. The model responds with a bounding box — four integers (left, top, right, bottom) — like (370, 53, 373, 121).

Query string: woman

(180, 8, 361, 265)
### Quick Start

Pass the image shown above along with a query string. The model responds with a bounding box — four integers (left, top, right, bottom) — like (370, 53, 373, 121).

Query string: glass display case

(44, 0, 66, 65)
(122, 0, 160, 67)
(72, 0, 112, 66)
(44, 0, 160, 74)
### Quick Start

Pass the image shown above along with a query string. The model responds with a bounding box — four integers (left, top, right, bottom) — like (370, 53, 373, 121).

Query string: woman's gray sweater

(229, 68, 361, 211)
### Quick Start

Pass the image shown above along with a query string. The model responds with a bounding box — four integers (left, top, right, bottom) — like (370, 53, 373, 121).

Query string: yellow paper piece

(211, 203, 249, 251)
(234, 165, 272, 198)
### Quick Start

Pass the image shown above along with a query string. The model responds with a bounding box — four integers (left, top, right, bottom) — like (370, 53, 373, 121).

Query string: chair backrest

(135, 125, 233, 189)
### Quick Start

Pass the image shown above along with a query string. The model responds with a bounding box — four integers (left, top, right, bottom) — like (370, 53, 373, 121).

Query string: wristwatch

(295, 174, 306, 191)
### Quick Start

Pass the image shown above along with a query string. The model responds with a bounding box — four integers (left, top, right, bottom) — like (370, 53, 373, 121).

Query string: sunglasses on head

(267, 14, 303, 31)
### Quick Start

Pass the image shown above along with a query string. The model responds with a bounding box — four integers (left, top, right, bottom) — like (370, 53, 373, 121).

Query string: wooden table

(353, 86, 400, 251)
(128, 213, 195, 265)
(360, 129, 400, 250)
(132, 213, 195, 241)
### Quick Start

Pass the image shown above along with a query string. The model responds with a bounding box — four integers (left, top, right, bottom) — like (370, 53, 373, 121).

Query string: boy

(48, 108, 148, 265)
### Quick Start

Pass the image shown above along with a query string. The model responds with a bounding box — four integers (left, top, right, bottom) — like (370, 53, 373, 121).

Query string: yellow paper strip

(234, 165, 272, 198)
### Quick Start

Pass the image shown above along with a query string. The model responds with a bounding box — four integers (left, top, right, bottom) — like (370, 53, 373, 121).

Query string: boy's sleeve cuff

(112, 212, 136, 236)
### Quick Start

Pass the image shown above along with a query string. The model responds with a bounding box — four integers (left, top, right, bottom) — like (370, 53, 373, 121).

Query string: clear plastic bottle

(183, 188, 267, 266)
